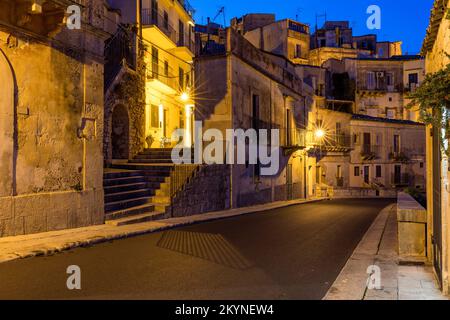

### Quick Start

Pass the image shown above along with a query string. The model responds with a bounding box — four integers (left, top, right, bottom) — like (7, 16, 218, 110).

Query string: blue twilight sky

(189, 0, 434, 54)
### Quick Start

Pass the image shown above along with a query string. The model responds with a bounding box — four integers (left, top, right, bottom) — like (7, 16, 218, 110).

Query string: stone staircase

(103, 148, 197, 226)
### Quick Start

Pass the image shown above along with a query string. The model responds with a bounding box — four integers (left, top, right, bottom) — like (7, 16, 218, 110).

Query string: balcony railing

(142, 8, 195, 52)
(146, 63, 180, 91)
(285, 128, 307, 148)
(177, 0, 195, 17)
(308, 133, 352, 150)
(389, 147, 425, 161)
(391, 173, 411, 186)
(361, 144, 381, 159)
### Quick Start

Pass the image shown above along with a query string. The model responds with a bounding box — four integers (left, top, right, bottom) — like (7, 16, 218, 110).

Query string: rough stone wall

(170, 165, 231, 217)
(104, 71, 146, 165)
(424, 0, 450, 295)
(0, 0, 106, 237)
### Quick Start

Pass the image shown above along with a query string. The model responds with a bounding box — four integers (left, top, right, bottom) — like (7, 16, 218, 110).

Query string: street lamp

(314, 128, 326, 140)
(180, 92, 190, 102)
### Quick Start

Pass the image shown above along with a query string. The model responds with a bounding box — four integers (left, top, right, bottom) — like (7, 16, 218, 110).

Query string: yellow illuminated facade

(142, 0, 196, 148)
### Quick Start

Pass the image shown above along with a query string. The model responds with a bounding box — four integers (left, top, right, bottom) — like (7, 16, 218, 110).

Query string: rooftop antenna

(213, 6, 226, 27)
(295, 7, 303, 21)
(315, 12, 327, 32)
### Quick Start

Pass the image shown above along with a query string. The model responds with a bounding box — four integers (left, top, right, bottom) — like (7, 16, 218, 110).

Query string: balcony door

(363, 166, 370, 184)
(363, 132, 371, 154)
(151, 0, 158, 24)
(178, 19, 185, 46)
(394, 165, 401, 184)
(286, 108, 292, 146)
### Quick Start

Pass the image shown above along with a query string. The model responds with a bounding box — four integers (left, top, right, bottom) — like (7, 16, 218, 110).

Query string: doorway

(363, 166, 370, 184)
(111, 104, 130, 159)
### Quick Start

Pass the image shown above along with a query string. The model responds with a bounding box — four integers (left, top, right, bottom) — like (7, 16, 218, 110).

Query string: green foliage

(406, 62, 450, 155)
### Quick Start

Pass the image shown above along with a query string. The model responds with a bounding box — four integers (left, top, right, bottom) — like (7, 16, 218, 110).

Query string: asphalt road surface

(0, 198, 393, 300)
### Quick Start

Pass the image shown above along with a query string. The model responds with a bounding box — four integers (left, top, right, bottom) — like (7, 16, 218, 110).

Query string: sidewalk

(324, 204, 448, 300)
(0, 198, 325, 264)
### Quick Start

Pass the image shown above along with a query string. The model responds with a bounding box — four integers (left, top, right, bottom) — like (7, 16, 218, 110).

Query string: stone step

(103, 170, 145, 179)
(130, 158, 175, 164)
(105, 188, 155, 203)
(105, 203, 156, 221)
(104, 182, 149, 195)
(105, 196, 153, 213)
(112, 163, 175, 173)
(152, 195, 171, 204)
(103, 175, 146, 187)
(105, 211, 166, 226)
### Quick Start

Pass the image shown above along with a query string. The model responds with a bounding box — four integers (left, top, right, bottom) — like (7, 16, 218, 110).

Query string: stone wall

(104, 71, 146, 165)
(0, 0, 106, 237)
(170, 165, 231, 217)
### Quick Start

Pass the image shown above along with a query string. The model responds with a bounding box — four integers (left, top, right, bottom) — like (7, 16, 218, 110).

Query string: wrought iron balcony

(142, 8, 195, 52)
(308, 133, 352, 152)
(360, 144, 381, 160)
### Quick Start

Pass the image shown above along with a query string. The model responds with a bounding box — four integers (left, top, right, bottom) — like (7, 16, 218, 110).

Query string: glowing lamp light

(180, 92, 190, 102)
(315, 128, 326, 139)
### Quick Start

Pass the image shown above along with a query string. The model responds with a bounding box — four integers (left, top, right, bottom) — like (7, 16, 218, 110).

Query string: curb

(0, 198, 327, 264)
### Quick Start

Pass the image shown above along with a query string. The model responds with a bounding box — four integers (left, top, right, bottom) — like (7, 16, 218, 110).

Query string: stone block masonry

(170, 165, 231, 217)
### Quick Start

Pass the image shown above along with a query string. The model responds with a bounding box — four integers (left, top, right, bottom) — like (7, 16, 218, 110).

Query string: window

(163, 11, 169, 30)
(408, 73, 418, 85)
(420, 162, 424, 168)
(376, 165, 382, 178)
(179, 67, 184, 90)
(367, 72, 376, 90)
(178, 19, 185, 46)
(354, 166, 360, 177)
(320, 39, 326, 47)
(164, 61, 169, 77)
(151, 0, 158, 24)
(295, 44, 301, 58)
(253, 94, 260, 178)
(387, 109, 395, 119)
(393, 134, 400, 153)
(151, 104, 159, 128)
(386, 72, 394, 86)
(151, 47, 159, 79)
(186, 73, 190, 88)
(337, 165, 342, 178)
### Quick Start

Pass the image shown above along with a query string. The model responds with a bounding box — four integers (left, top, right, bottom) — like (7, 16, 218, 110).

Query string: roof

(351, 114, 424, 125)
(422, 0, 449, 54)
(355, 55, 424, 62)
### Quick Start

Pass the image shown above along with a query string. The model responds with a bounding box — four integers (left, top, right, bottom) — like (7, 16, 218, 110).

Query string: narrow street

(0, 199, 393, 300)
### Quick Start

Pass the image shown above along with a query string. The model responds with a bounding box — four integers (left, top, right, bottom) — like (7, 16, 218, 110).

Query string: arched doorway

(111, 104, 130, 160)
(0, 48, 15, 197)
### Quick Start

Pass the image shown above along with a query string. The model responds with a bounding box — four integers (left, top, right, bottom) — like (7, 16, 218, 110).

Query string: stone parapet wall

(170, 165, 231, 217)
(0, 189, 103, 237)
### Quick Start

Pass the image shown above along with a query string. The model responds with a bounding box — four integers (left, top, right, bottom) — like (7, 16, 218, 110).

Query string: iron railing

(308, 133, 352, 149)
(361, 144, 381, 158)
(169, 164, 200, 198)
(284, 128, 307, 148)
(142, 8, 195, 52)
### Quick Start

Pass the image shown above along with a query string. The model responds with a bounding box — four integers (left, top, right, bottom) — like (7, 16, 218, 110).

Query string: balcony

(177, 0, 195, 18)
(282, 128, 306, 155)
(0, 0, 73, 37)
(391, 173, 411, 187)
(141, 8, 195, 60)
(308, 133, 352, 152)
(146, 63, 180, 95)
(360, 144, 381, 160)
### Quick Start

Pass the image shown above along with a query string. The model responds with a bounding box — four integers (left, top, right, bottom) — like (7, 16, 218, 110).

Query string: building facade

(195, 29, 318, 207)
(422, 0, 450, 294)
